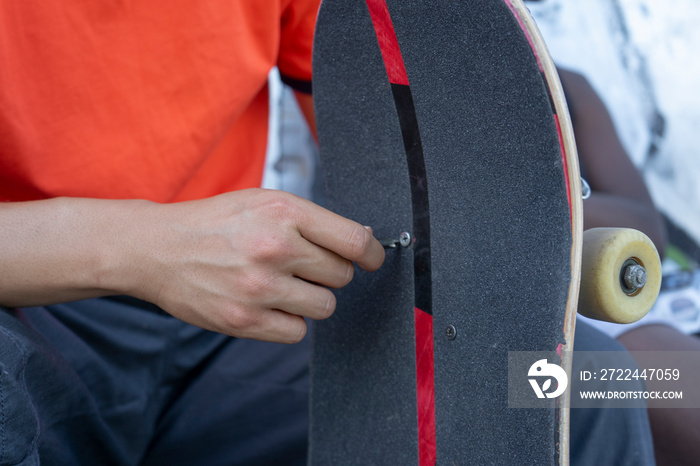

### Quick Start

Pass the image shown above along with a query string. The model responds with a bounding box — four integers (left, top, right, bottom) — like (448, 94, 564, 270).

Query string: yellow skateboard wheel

(578, 227, 662, 324)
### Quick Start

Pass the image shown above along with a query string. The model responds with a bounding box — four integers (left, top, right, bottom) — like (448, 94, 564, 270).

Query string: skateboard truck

(581, 177, 591, 200)
(379, 231, 412, 249)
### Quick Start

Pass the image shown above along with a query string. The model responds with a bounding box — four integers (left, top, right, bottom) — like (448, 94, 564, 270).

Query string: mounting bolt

(445, 325, 457, 340)
(623, 264, 647, 291)
(399, 231, 412, 248)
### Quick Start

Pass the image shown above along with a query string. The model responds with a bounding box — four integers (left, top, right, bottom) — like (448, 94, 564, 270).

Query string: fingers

(222, 278, 335, 343)
(268, 276, 338, 320)
(290, 238, 355, 289)
(229, 308, 309, 344)
(242, 237, 345, 319)
(293, 199, 385, 272)
(264, 312, 308, 344)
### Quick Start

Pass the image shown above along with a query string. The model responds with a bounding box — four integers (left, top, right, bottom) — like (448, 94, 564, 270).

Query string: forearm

(0, 197, 150, 307)
(0, 190, 384, 342)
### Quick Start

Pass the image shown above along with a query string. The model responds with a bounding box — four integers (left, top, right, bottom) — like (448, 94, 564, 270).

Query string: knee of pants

(0, 359, 41, 465)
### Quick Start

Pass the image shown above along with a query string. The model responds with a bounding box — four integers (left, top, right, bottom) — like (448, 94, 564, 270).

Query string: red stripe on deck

(364, 2, 435, 461)
(415, 307, 436, 465)
(365, 0, 410, 85)
(554, 114, 572, 218)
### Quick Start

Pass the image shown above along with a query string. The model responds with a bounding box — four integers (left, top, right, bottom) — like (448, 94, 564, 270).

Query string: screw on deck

(379, 232, 412, 249)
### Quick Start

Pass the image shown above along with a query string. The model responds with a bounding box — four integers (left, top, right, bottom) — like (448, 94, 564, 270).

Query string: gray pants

(0, 299, 653, 465)
(0, 298, 309, 465)
(571, 321, 656, 465)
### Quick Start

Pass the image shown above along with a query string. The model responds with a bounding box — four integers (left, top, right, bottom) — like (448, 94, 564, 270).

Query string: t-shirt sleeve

(278, 0, 321, 94)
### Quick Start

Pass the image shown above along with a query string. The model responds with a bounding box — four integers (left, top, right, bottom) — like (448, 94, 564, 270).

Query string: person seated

(560, 67, 700, 466)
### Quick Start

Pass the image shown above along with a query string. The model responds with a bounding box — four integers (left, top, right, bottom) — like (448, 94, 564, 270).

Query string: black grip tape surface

(311, 1, 571, 464)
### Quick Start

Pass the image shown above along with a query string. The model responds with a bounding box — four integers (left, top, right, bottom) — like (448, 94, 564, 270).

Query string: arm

(0, 190, 384, 343)
(559, 68, 667, 257)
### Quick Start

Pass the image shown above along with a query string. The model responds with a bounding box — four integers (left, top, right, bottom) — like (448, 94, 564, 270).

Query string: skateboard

(309, 1, 661, 464)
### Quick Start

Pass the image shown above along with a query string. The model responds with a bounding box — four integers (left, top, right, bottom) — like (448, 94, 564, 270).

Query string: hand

(130, 189, 385, 343)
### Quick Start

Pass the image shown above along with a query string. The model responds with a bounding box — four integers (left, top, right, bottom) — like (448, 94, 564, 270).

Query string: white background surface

(527, 0, 700, 246)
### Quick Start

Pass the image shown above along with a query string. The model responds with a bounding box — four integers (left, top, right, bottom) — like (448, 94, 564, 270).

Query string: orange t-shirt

(0, 0, 319, 202)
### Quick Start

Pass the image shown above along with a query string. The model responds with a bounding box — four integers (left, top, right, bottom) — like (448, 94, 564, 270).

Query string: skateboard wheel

(578, 227, 662, 324)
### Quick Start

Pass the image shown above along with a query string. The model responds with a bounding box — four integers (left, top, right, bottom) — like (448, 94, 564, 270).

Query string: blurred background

(527, 0, 700, 263)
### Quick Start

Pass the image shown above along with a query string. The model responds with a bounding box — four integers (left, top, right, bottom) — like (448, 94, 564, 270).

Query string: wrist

(96, 199, 162, 301)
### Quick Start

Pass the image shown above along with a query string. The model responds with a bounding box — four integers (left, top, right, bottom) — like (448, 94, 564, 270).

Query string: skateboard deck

(310, 1, 582, 464)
